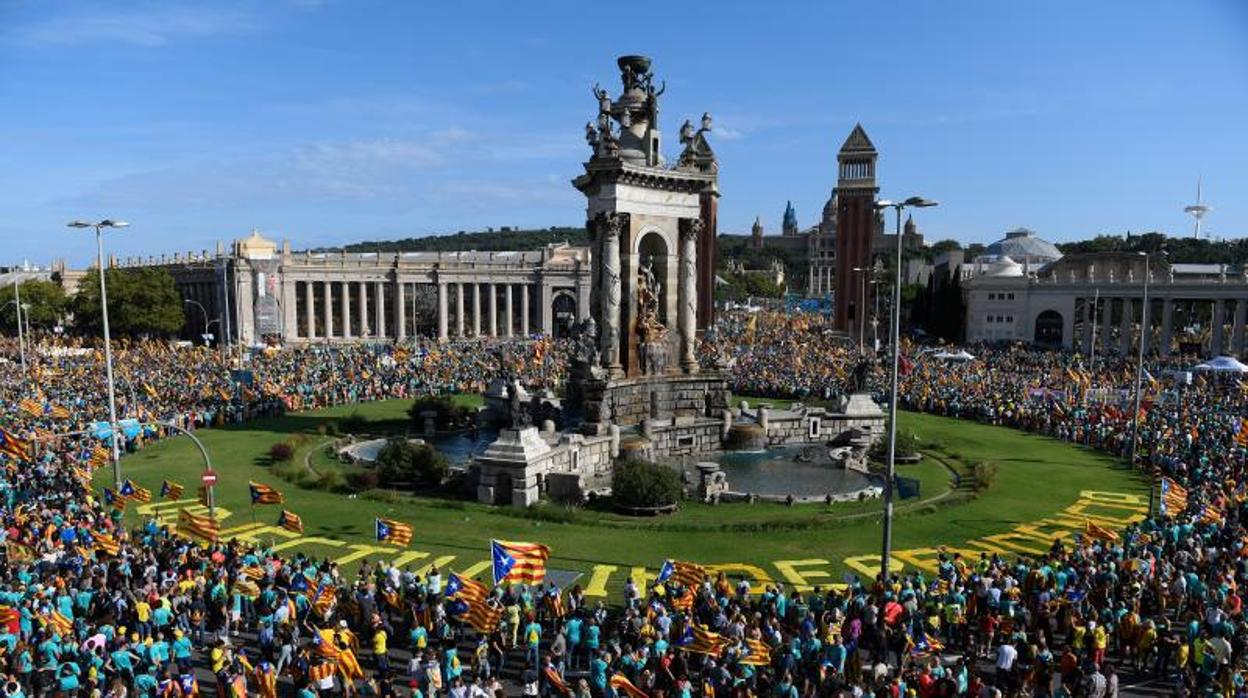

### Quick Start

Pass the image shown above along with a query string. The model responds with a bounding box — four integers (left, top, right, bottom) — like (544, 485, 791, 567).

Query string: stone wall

(579, 371, 730, 431)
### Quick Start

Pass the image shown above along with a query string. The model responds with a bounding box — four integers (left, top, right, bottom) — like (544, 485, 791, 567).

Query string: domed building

(978, 228, 1062, 270)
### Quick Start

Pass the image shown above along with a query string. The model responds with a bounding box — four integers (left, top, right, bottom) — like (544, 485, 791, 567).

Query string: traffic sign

(202, 470, 218, 486)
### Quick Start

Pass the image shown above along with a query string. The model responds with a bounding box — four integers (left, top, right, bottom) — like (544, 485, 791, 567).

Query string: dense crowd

(0, 311, 1245, 697)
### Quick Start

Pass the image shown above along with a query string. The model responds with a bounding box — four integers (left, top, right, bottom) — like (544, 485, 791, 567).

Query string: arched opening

(551, 291, 577, 338)
(1034, 310, 1064, 346)
(636, 231, 669, 326)
(493, 472, 512, 506)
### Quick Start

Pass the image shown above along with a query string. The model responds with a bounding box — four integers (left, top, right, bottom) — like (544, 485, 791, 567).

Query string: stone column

(357, 281, 369, 337)
(1119, 298, 1133, 355)
(488, 283, 498, 337)
(577, 275, 590, 321)
(394, 280, 406, 340)
(1160, 298, 1174, 358)
(281, 278, 298, 343)
(437, 282, 448, 342)
(679, 219, 701, 372)
(601, 213, 623, 373)
(521, 283, 530, 336)
(304, 281, 316, 339)
(504, 283, 514, 337)
(1100, 297, 1113, 354)
(473, 283, 481, 337)
(1212, 299, 1226, 355)
(539, 282, 553, 336)
(1082, 296, 1094, 355)
(341, 281, 352, 338)
(374, 281, 386, 338)
(455, 283, 465, 337)
(323, 280, 334, 339)
(1233, 299, 1247, 357)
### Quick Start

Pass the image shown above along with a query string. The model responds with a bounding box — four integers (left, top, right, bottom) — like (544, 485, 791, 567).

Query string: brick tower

(833, 124, 879, 336)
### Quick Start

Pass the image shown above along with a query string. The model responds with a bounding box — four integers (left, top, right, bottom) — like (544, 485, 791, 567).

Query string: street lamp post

(68, 219, 128, 488)
(873, 196, 939, 581)
(184, 299, 222, 353)
(12, 279, 26, 378)
(1128, 250, 1161, 514)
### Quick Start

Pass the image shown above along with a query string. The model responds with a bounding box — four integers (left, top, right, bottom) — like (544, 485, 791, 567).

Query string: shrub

(375, 439, 449, 488)
(869, 429, 922, 461)
(972, 461, 999, 492)
(346, 470, 380, 492)
(612, 459, 682, 509)
(315, 470, 346, 492)
(408, 396, 475, 431)
(268, 441, 296, 463)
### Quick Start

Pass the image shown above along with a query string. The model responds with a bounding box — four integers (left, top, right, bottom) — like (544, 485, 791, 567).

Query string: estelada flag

(610, 674, 649, 698)
(160, 480, 184, 500)
(680, 624, 729, 656)
(445, 573, 502, 633)
(120, 479, 151, 503)
(249, 481, 285, 505)
(278, 510, 304, 534)
(657, 559, 707, 588)
(375, 518, 412, 546)
(738, 637, 773, 666)
(491, 539, 550, 585)
(49, 404, 70, 420)
(18, 399, 44, 418)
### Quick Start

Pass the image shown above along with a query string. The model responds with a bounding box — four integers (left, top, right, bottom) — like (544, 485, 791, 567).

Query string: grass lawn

(99, 396, 1145, 594)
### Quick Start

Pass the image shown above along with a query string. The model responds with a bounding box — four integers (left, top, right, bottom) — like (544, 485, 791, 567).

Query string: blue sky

(2, 0, 1246, 266)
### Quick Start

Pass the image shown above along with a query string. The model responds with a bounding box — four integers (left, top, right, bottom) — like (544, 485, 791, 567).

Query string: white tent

(1192, 356, 1248, 373)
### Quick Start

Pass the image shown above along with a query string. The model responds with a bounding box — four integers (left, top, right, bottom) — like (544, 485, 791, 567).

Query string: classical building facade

(966, 247, 1248, 357)
(113, 231, 592, 346)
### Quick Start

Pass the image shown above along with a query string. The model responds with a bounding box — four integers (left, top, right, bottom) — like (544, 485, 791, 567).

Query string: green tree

(611, 458, 682, 509)
(72, 267, 185, 337)
(375, 439, 448, 488)
(0, 280, 67, 332)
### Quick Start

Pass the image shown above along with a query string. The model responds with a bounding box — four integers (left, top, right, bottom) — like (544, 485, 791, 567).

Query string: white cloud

(14, 6, 259, 47)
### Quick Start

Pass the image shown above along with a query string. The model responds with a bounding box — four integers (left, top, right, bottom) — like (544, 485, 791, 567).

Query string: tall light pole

(1128, 250, 1163, 514)
(8, 278, 26, 378)
(68, 219, 128, 488)
(184, 299, 219, 352)
(874, 196, 938, 581)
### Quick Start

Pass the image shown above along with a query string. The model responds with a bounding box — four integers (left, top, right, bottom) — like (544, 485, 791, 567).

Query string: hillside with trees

(339, 226, 586, 253)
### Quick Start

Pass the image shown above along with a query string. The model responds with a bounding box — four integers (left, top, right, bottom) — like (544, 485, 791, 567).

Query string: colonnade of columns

(808, 264, 834, 296)
(292, 278, 582, 342)
(1075, 295, 1248, 358)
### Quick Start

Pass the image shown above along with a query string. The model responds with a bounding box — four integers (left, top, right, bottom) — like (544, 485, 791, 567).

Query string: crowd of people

(0, 310, 1245, 697)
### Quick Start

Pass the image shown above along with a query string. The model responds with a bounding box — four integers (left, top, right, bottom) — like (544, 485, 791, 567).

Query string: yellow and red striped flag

(248, 481, 285, 505)
(178, 508, 220, 541)
(94, 532, 121, 557)
(278, 510, 303, 534)
(610, 674, 649, 698)
(657, 559, 707, 588)
(681, 624, 730, 656)
(88, 445, 110, 469)
(738, 637, 773, 666)
(491, 539, 551, 585)
(1160, 477, 1189, 515)
(160, 480, 184, 500)
(445, 573, 502, 633)
(375, 518, 412, 546)
(0, 428, 31, 461)
(1083, 520, 1120, 543)
(49, 404, 70, 420)
(18, 399, 43, 418)
(41, 610, 73, 637)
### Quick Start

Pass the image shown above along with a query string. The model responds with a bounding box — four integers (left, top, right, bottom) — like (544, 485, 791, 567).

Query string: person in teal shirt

(589, 651, 609, 693)
(523, 617, 542, 667)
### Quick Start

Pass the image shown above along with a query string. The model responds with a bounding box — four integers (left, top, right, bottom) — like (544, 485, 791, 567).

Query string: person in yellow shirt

(372, 627, 389, 673)
(135, 598, 152, 638)
(1092, 623, 1108, 666)
(211, 639, 230, 674)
